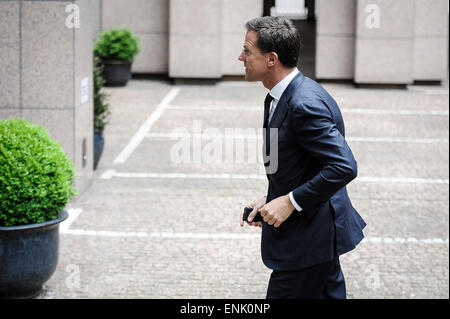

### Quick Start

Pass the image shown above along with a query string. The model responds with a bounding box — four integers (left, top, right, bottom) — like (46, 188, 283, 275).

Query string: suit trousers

(266, 257, 346, 299)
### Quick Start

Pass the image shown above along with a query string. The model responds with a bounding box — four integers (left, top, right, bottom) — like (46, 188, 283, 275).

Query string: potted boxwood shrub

(0, 118, 77, 298)
(94, 28, 140, 87)
(93, 56, 111, 170)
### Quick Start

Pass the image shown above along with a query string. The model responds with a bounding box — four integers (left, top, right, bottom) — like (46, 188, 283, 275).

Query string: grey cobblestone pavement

(40, 77, 448, 299)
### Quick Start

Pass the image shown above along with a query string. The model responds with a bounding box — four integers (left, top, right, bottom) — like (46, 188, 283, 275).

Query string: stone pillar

(0, 0, 98, 195)
(101, 0, 169, 74)
(74, 0, 98, 194)
(169, 0, 222, 78)
(99, 0, 262, 78)
(413, 0, 449, 82)
(222, 0, 263, 76)
(316, 0, 356, 80)
(354, 0, 415, 84)
(0, 1, 20, 119)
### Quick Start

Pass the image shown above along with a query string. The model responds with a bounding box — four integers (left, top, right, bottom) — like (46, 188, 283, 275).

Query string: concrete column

(169, 0, 222, 78)
(98, 0, 264, 78)
(354, 0, 415, 84)
(413, 0, 449, 81)
(222, 0, 263, 76)
(0, 1, 20, 117)
(101, 0, 169, 74)
(315, 0, 356, 80)
(74, 0, 97, 193)
(0, 0, 97, 195)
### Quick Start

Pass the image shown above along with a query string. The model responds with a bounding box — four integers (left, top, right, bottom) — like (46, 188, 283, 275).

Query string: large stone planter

(100, 59, 132, 87)
(0, 210, 68, 299)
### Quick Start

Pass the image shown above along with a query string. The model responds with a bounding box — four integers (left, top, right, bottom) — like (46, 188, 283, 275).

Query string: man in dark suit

(239, 16, 366, 299)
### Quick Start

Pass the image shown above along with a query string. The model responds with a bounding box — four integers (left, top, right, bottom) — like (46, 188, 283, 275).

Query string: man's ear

(267, 52, 278, 67)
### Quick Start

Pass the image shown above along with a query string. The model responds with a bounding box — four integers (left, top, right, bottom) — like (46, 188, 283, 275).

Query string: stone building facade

(0, 0, 448, 195)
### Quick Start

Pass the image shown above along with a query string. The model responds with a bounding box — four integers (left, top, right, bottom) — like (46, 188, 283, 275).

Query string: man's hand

(240, 196, 266, 228)
(259, 195, 295, 228)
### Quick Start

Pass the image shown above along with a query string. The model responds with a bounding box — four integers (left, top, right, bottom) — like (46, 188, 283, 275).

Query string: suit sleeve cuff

(289, 191, 302, 212)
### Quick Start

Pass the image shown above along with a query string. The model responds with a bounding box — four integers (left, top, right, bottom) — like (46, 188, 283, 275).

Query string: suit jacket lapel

(268, 71, 305, 147)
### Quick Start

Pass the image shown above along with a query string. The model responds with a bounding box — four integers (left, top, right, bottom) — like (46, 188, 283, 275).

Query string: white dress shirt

(268, 68, 303, 212)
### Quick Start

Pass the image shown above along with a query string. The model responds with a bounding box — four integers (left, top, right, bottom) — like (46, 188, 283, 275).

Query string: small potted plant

(94, 28, 140, 86)
(93, 56, 111, 170)
(0, 118, 77, 298)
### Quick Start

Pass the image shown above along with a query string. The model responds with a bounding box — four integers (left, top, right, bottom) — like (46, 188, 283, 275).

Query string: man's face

(238, 30, 269, 82)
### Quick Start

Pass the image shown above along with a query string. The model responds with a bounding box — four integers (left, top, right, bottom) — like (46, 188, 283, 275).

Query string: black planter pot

(100, 59, 132, 87)
(0, 210, 68, 299)
(94, 131, 104, 170)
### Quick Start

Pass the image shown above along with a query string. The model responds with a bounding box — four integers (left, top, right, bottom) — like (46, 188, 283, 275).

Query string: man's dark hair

(245, 16, 301, 68)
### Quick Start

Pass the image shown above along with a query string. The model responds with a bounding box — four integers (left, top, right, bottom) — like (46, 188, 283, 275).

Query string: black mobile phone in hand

(243, 206, 264, 223)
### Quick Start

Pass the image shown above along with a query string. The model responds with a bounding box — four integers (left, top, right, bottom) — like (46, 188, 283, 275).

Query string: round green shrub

(94, 28, 140, 61)
(0, 118, 77, 227)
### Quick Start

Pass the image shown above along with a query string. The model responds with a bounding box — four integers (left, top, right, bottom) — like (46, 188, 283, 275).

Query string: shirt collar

(269, 68, 299, 101)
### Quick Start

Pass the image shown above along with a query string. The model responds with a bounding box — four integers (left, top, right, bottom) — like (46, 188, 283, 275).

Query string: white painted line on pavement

(60, 208, 82, 232)
(167, 105, 260, 111)
(357, 177, 449, 184)
(101, 170, 265, 180)
(407, 88, 449, 95)
(62, 229, 261, 239)
(60, 209, 447, 244)
(422, 90, 449, 95)
(341, 108, 449, 116)
(113, 87, 180, 164)
(361, 237, 449, 244)
(62, 229, 150, 237)
(167, 105, 449, 116)
(146, 132, 261, 139)
(100, 169, 116, 180)
(145, 132, 448, 144)
(346, 137, 449, 143)
(100, 170, 449, 185)
(61, 229, 449, 245)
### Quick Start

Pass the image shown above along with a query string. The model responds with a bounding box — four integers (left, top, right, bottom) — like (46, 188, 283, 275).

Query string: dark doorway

(293, 17, 316, 79)
(263, 0, 275, 16)
(263, 0, 316, 80)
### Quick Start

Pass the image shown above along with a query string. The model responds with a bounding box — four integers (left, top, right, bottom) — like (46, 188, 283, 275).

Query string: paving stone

(39, 79, 448, 299)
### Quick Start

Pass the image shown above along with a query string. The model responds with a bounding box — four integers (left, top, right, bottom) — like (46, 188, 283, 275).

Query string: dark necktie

(263, 93, 274, 167)
(263, 93, 274, 128)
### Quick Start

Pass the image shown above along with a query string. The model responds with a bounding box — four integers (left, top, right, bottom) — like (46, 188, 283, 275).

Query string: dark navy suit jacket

(262, 70, 366, 271)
